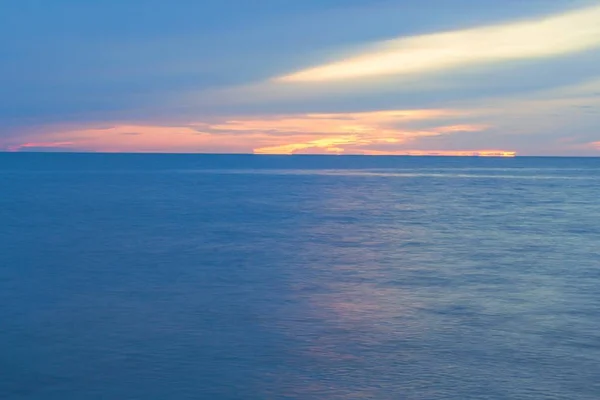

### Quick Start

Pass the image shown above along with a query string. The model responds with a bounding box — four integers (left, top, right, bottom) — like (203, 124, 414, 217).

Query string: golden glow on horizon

(276, 4, 600, 83)
(247, 110, 488, 154)
(360, 150, 517, 157)
(254, 135, 364, 155)
(2, 124, 516, 157)
(4, 109, 492, 155)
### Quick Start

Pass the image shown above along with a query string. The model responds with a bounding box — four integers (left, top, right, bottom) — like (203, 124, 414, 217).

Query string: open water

(1, 153, 599, 399)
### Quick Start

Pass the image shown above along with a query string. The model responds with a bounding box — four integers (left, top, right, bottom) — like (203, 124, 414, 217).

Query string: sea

(1, 153, 599, 400)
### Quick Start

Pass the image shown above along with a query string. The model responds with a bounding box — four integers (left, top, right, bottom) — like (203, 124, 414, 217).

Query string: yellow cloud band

(276, 4, 600, 83)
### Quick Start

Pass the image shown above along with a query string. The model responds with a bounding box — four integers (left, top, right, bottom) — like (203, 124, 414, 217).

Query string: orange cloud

(208, 109, 459, 134)
(247, 111, 488, 154)
(6, 125, 257, 153)
(254, 135, 362, 155)
(5, 108, 498, 155)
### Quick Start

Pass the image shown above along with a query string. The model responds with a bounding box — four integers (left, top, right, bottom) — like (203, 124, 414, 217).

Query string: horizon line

(2, 151, 600, 158)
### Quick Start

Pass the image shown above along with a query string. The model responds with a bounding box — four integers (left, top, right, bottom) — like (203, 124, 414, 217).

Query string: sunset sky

(2, 0, 600, 155)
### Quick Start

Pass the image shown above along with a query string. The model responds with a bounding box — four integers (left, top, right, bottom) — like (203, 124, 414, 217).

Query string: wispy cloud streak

(276, 4, 600, 83)
(6, 141, 75, 152)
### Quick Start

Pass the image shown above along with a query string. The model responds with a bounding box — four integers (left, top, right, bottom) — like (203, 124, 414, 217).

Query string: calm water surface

(1, 154, 599, 399)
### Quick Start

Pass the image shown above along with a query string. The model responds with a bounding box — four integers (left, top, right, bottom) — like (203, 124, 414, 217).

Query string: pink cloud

(3, 109, 506, 155)
(6, 141, 75, 152)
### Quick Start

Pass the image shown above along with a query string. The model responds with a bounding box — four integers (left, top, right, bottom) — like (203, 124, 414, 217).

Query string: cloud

(6, 141, 75, 152)
(254, 135, 364, 155)
(181, 3, 600, 115)
(5, 73, 600, 156)
(2, 109, 498, 155)
(276, 3, 600, 83)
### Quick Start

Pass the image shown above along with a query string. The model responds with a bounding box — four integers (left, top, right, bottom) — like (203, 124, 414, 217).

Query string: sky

(1, 0, 600, 156)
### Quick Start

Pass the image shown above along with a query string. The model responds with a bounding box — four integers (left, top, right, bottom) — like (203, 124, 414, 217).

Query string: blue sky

(1, 0, 599, 155)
